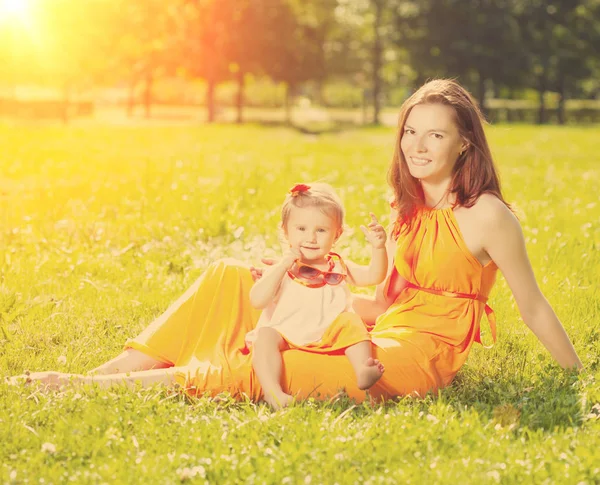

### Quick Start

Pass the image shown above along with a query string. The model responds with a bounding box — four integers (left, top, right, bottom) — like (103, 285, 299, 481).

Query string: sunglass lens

(298, 265, 320, 279)
(324, 273, 344, 285)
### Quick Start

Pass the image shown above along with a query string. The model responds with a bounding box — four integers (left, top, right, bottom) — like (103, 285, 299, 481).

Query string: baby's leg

(345, 341, 385, 390)
(252, 328, 293, 409)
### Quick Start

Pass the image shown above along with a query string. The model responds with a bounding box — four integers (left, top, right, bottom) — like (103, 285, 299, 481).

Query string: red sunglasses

(287, 252, 347, 288)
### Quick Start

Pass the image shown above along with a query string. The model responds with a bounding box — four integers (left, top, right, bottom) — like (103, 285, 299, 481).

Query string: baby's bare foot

(356, 357, 385, 390)
(263, 390, 294, 410)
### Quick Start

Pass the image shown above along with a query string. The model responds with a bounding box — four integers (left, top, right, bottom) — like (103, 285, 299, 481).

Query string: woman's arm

(481, 197, 582, 370)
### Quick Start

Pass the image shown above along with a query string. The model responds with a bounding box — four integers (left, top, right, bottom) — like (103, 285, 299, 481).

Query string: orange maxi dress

(125, 206, 497, 402)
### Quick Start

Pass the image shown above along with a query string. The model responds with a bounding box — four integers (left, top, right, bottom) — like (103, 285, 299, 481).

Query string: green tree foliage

(514, 0, 600, 123)
(104, 0, 185, 117)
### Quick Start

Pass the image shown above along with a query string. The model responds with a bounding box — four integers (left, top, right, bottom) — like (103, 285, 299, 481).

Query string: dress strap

(404, 281, 496, 347)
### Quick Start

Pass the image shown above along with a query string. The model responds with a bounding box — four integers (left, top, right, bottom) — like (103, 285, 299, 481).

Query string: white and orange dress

(244, 261, 369, 352)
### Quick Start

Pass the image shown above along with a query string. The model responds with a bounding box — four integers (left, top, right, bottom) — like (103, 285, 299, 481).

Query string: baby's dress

(245, 263, 369, 352)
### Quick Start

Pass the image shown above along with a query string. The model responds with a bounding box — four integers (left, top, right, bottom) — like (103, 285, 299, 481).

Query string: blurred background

(0, 0, 599, 127)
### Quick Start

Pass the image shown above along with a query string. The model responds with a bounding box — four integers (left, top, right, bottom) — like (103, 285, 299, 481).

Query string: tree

(515, 0, 600, 123)
(331, 0, 402, 124)
(259, 0, 326, 124)
(105, 0, 184, 118)
(220, 0, 262, 124)
(394, 0, 527, 113)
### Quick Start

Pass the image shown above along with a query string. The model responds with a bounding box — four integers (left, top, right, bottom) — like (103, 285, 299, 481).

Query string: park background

(1, 0, 600, 126)
(1, 0, 600, 484)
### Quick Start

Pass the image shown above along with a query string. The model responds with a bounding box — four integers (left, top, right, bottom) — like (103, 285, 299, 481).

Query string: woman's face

(400, 103, 466, 184)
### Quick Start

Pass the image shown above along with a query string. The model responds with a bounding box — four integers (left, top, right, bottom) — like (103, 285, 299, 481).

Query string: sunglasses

(287, 252, 347, 288)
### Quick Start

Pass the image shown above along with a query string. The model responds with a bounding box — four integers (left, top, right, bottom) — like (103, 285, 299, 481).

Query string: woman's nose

(416, 136, 427, 152)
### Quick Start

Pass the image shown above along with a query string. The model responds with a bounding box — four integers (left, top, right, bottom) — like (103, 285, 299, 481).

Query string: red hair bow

(290, 183, 311, 196)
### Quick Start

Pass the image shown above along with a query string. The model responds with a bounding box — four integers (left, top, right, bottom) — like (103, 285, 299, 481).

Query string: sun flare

(0, 0, 30, 21)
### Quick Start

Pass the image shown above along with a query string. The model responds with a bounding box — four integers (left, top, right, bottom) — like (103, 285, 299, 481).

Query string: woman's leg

(95, 259, 259, 375)
(10, 367, 181, 391)
(252, 328, 293, 409)
(91, 349, 172, 375)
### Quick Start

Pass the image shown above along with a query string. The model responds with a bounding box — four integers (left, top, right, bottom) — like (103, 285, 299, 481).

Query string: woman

(17, 79, 582, 401)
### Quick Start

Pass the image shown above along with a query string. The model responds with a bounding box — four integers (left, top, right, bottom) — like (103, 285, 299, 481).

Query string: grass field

(1, 122, 599, 484)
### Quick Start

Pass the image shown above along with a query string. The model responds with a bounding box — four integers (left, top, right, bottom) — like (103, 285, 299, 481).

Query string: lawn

(1, 122, 599, 484)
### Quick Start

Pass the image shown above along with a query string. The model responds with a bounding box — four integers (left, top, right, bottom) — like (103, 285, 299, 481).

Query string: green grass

(1, 123, 599, 483)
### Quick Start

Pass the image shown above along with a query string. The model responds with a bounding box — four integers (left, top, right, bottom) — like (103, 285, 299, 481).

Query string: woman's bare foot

(356, 357, 385, 390)
(263, 390, 294, 410)
(7, 371, 88, 390)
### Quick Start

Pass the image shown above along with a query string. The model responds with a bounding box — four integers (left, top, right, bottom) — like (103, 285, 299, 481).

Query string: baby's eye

(317, 228, 326, 233)
(297, 227, 306, 231)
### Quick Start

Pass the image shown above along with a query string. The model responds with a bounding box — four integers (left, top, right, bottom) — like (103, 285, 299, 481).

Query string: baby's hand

(249, 258, 278, 282)
(360, 213, 387, 249)
(281, 246, 302, 268)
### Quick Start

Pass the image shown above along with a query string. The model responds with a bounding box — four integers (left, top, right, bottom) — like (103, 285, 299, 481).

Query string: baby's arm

(249, 248, 299, 309)
(346, 213, 388, 287)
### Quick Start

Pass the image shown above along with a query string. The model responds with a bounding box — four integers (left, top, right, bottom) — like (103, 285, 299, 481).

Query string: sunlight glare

(0, 0, 30, 21)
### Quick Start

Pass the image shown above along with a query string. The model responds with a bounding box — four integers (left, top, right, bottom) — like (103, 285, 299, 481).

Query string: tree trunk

(557, 72, 566, 125)
(127, 79, 136, 118)
(316, 79, 326, 107)
(61, 83, 71, 125)
(507, 88, 515, 123)
(362, 89, 368, 125)
(284, 83, 293, 125)
(206, 79, 216, 123)
(537, 58, 548, 125)
(236, 70, 244, 124)
(537, 88, 545, 125)
(143, 71, 153, 119)
(477, 71, 486, 116)
(371, 0, 383, 125)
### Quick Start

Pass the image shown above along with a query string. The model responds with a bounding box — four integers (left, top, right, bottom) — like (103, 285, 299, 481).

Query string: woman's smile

(409, 156, 432, 166)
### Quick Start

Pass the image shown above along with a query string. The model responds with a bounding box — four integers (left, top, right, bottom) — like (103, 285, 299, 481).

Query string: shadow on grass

(442, 365, 588, 431)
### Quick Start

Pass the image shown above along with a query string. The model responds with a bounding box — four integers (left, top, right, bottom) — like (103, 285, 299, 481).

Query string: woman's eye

(404, 129, 414, 135)
(432, 133, 443, 139)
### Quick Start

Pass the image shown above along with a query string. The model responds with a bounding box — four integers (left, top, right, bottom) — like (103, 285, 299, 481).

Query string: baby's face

(284, 206, 341, 264)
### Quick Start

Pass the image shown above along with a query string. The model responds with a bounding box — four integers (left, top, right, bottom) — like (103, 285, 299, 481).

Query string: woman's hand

(361, 212, 387, 249)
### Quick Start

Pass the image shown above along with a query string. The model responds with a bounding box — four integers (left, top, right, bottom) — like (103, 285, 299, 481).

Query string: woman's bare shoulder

(468, 193, 516, 227)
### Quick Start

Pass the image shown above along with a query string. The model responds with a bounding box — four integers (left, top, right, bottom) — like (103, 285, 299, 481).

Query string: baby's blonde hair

(281, 182, 345, 230)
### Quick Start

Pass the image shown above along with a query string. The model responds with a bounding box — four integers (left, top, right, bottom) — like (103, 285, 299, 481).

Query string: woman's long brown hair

(388, 79, 509, 226)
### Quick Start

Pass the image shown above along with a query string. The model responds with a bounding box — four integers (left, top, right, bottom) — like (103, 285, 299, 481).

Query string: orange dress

(125, 207, 497, 402)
